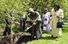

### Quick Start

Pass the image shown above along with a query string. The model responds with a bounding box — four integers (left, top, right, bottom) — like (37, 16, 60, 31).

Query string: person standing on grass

(42, 8, 52, 32)
(51, 4, 64, 38)
(26, 8, 41, 39)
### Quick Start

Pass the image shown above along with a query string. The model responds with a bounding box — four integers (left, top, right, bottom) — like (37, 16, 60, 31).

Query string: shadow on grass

(15, 35, 32, 44)
(15, 35, 58, 44)
(15, 34, 62, 44)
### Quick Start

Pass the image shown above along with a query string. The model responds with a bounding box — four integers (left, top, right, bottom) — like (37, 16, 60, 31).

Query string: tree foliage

(0, 0, 68, 29)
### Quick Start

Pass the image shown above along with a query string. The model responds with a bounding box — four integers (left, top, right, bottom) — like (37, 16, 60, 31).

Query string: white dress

(51, 8, 64, 37)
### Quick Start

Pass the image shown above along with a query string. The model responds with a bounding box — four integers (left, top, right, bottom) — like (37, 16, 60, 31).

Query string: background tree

(0, 0, 68, 32)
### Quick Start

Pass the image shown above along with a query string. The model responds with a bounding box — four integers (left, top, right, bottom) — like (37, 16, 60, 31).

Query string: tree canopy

(0, 0, 68, 29)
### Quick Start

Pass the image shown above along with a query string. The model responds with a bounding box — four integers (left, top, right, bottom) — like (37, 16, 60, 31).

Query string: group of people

(3, 4, 64, 40)
(19, 4, 64, 39)
(50, 4, 64, 38)
(42, 4, 64, 38)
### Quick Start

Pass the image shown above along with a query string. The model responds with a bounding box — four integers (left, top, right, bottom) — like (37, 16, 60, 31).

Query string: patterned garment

(42, 12, 51, 32)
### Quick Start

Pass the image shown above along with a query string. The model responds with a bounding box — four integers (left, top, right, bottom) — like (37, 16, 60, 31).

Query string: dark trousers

(28, 22, 41, 39)
(35, 22, 41, 39)
(3, 26, 11, 36)
(19, 19, 26, 32)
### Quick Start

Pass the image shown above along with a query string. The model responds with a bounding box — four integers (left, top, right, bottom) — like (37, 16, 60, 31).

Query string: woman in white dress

(51, 4, 64, 38)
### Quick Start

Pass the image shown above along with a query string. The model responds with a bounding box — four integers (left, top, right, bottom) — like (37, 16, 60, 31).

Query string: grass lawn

(26, 24, 68, 44)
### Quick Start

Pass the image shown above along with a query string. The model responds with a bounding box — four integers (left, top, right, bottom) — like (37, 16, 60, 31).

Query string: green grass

(26, 24, 68, 44)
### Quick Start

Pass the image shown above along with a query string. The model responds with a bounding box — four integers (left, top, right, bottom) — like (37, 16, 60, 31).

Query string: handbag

(57, 22, 63, 28)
